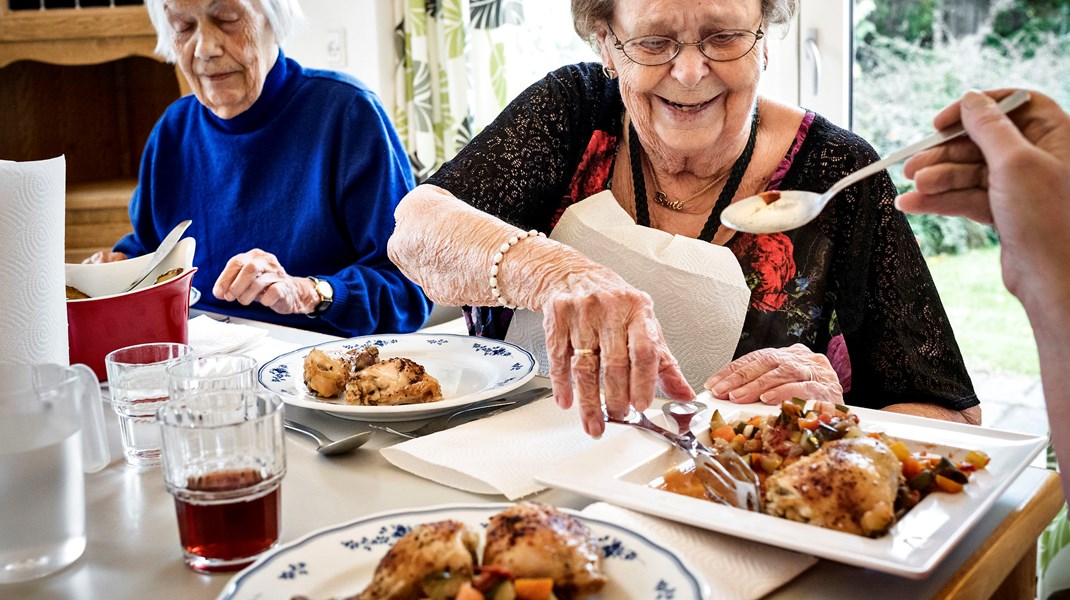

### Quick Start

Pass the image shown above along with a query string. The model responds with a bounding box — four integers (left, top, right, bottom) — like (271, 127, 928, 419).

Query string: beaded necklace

(628, 107, 760, 243)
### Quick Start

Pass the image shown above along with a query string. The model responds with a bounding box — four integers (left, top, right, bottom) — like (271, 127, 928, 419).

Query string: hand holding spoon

(720, 90, 1031, 235)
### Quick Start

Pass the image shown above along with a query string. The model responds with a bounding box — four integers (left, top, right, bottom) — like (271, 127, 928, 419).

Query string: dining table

(8, 311, 1064, 600)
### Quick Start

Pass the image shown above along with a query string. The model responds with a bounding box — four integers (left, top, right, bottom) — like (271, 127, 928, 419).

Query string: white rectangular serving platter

(535, 393, 1047, 578)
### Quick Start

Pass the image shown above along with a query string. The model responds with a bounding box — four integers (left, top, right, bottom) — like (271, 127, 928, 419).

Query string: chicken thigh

(764, 436, 902, 536)
(482, 502, 606, 599)
(356, 520, 479, 600)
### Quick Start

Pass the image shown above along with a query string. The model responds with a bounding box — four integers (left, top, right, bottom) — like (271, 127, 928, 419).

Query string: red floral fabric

(551, 130, 617, 229)
(731, 233, 798, 311)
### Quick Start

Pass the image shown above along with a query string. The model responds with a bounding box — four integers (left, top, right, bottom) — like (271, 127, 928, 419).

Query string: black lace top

(427, 62, 977, 412)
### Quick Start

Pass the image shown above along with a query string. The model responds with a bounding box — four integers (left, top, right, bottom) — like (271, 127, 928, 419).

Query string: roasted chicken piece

(764, 436, 902, 537)
(482, 501, 606, 599)
(303, 348, 347, 397)
(345, 357, 442, 406)
(356, 520, 479, 600)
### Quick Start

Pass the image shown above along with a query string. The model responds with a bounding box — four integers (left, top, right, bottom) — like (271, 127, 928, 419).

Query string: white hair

(146, 0, 305, 63)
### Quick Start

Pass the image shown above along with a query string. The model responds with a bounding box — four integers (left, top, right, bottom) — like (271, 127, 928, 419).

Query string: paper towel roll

(506, 190, 751, 390)
(0, 157, 69, 365)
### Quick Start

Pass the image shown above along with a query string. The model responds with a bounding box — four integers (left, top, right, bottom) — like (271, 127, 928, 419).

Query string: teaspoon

(720, 90, 1031, 235)
(284, 418, 371, 455)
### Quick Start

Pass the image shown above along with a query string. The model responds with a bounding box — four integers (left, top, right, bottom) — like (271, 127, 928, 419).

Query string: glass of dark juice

(158, 389, 285, 573)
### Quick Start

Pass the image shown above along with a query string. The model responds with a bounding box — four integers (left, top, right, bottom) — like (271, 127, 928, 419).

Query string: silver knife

(372, 386, 551, 439)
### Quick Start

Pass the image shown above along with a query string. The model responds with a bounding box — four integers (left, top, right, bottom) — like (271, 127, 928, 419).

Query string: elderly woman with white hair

(388, 0, 980, 436)
(86, 0, 431, 337)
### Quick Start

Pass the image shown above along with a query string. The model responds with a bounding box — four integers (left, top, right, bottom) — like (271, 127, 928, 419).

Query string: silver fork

(606, 404, 759, 511)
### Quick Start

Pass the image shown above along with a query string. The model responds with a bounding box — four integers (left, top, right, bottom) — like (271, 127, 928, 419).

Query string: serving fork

(606, 401, 760, 511)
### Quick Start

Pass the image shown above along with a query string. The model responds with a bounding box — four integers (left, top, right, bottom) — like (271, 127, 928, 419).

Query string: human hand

(897, 89, 1070, 307)
(704, 343, 843, 405)
(212, 249, 319, 315)
(82, 250, 128, 264)
(540, 268, 694, 438)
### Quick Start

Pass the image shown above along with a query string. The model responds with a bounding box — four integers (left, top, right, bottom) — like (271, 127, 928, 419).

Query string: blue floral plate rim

(217, 502, 709, 600)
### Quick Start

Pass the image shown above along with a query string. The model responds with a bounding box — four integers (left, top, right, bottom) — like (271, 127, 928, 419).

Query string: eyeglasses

(609, 23, 764, 66)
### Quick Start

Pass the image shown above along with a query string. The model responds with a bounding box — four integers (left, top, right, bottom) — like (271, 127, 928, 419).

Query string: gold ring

(573, 348, 597, 357)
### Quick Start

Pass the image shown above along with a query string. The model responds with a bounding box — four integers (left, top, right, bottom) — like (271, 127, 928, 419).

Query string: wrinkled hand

(541, 269, 694, 438)
(897, 89, 1070, 307)
(704, 343, 842, 405)
(83, 250, 128, 264)
(213, 249, 318, 315)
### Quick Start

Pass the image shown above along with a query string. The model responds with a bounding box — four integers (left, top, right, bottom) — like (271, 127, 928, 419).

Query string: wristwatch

(307, 277, 334, 318)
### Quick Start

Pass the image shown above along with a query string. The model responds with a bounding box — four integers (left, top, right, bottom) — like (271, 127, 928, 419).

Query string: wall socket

(325, 29, 347, 67)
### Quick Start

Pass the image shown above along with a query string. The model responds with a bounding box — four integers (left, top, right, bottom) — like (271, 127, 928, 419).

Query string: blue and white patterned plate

(257, 334, 537, 422)
(218, 503, 709, 600)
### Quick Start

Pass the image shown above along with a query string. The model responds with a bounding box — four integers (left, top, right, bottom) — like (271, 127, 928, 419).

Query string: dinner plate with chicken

(535, 393, 1047, 579)
(217, 502, 709, 600)
(258, 334, 537, 422)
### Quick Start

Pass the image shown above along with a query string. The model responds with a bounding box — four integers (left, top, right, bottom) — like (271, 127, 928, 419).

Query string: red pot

(67, 268, 197, 381)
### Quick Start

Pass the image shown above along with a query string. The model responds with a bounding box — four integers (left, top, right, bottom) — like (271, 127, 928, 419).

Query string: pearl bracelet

(489, 229, 546, 309)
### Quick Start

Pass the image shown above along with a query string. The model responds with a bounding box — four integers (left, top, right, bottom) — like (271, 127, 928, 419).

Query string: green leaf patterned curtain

(394, 0, 524, 181)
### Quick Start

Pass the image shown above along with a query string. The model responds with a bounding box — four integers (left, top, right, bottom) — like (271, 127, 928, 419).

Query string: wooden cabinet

(0, 3, 186, 262)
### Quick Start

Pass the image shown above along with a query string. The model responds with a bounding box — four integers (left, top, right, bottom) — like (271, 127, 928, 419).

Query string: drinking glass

(165, 354, 257, 400)
(158, 389, 286, 573)
(105, 342, 192, 467)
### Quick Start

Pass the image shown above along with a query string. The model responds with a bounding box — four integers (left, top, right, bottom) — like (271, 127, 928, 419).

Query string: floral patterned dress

(427, 62, 977, 412)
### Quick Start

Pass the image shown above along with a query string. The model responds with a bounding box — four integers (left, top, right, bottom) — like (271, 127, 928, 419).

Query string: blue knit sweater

(115, 50, 430, 337)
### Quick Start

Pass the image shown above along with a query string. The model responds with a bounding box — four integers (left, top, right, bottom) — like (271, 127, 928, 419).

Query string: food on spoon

(656, 399, 988, 537)
(301, 344, 444, 406)
(725, 190, 809, 232)
(758, 190, 781, 205)
(65, 285, 90, 300)
(356, 520, 480, 600)
(154, 267, 184, 284)
(303, 348, 348, 397)
(765, 436, 900, 536)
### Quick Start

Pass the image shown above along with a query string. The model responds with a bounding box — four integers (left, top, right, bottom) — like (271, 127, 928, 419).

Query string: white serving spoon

(121, 219, 192, 293)
(720, 90, 1032, 235)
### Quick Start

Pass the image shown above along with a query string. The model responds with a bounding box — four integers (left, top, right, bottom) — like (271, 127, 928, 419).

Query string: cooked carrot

(456, 582, 485, 600)
(900, 456, 923, 480)
(514, 578, 554, 600)
(712, 425, 736, 443)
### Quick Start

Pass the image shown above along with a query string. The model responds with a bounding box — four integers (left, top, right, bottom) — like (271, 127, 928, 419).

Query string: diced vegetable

(934, 474, 964, 494)
(457, 582, 485, 600)
(887, 441, 911, 461)
(709, 410, 727, 431)
(909, 471, 933, 491)
(798, 416, 819, 431)
(901, 456, 924, 480)
(964, 450, 990, 469)
(758, 452, 784, 474)
(513, 578, 555, 600)
(490, 581, 517, 600)
(712, 425, 736, 443)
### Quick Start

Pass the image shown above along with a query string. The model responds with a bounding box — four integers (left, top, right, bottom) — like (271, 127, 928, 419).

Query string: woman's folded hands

(213, 248, 319, 315)
(705, 343, 843, 405)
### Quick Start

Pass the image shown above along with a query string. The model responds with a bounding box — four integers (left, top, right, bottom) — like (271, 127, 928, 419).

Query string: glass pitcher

(0, 363, 109, 584)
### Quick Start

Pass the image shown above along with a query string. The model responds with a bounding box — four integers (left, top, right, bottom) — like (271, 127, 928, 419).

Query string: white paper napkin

(581, 502, 816, 600)
(380, 395, 620, 500)
(187, 315, 270, 356)
(506, 191, 751, 391)
(0, 157, 69, 365)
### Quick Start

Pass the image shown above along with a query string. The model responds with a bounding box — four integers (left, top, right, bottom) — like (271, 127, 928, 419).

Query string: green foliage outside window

(853, 0, 1070, 256)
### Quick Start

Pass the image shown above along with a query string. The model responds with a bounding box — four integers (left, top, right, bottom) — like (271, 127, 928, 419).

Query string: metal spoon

(284, 418, 371, 455)
(122, 219, 192, 293)
(720, 90, 1032, 235)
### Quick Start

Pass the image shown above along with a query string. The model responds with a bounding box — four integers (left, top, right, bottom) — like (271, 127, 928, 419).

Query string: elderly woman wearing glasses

(389, 0, 979, 436)
(86, 0, 431, 337)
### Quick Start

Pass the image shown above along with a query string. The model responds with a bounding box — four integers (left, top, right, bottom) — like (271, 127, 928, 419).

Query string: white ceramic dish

(218, 503, 710, 600)
(535, 393, 1047, 579)
(258, 334, 537, 422)
(65, 237, 196, 300)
